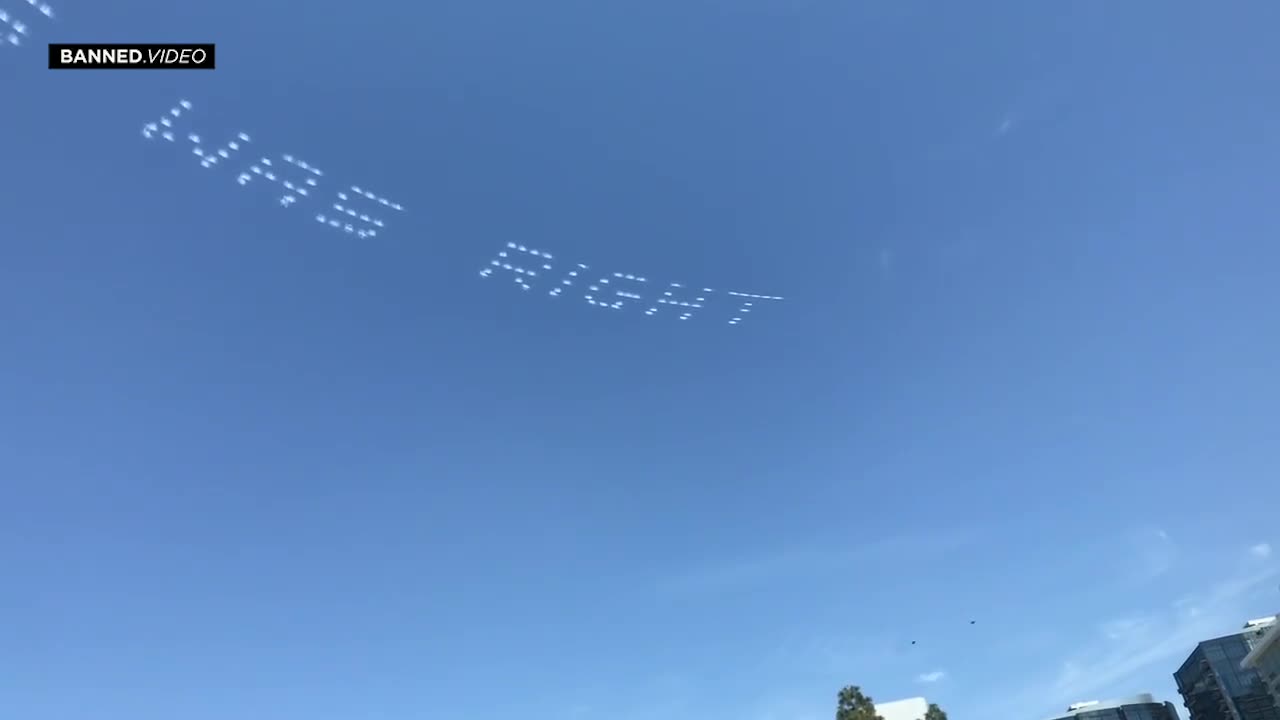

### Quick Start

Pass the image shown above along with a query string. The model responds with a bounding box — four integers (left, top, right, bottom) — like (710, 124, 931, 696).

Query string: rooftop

(875, 697, 929, 720)
(1242, 614, 1280, 669)
(1044, 694, 1168, 720)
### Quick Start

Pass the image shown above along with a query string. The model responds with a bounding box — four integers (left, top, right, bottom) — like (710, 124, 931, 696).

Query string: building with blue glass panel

(1175, 617, 1280, 720)
(1045, 694, 1180, 720)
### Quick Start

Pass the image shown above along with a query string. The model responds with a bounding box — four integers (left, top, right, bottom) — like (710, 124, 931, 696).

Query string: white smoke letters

(141, 99, 785, 328)
(141, 99, 407, 238)
(1, 1, 55, 48)
(479, 242, 783, 326)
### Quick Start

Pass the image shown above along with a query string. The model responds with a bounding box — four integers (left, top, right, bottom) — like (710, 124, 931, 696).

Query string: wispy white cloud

(1250, 542, 1272, 559)
(1133, 527, 1178, 582)
(1055, 573, 1273, 696)
(639, 532, 1274, 720)
(1099, 616, 1152, 641)
(987, 544, 1280, 720)
(654, 532, 975, 597)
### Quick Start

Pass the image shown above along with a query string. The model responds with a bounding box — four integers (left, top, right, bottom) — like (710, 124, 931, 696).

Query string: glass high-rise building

(1046, 695, 1180, 720)
(1174, 617, 1280, 720)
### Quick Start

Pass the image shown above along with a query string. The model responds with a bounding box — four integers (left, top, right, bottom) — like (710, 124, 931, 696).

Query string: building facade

(1175, 617, 1280, 720)
(1045, 694, 1181, 720)
(874, 697, 928, 720)
(1242, 616, 1280, 710)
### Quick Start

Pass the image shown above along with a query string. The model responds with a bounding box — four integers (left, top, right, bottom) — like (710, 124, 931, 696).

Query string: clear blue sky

(3, 2, 1279, 719)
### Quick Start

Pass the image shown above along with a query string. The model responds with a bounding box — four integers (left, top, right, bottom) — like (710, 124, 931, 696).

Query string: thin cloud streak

(995, 114, 1016, 137)
(988, 546, 1280, 720)
(653, 532, 976, 597)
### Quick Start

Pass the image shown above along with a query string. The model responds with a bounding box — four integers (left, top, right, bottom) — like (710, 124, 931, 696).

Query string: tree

(924, 704, 948, 720)
(836, 686, 883, 720)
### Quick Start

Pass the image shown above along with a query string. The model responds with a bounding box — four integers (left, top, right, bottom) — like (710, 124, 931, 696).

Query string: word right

(480, 242, 784, 326)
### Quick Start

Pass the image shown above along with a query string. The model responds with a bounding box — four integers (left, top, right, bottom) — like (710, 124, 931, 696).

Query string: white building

(875, 697, 929, 720)
(1241, 615, 1280, 708)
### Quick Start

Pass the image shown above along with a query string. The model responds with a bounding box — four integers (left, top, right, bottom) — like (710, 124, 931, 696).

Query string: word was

(50, 43, 216, 70)
(479, 242, 784, 326)
(141, 99, 406, 239)
(0, 1, 54, 48)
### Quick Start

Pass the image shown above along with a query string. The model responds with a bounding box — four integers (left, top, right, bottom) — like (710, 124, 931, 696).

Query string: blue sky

(3, 1, 1279, 719)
